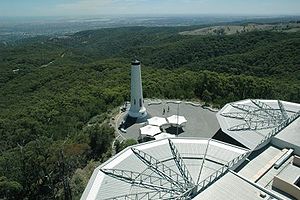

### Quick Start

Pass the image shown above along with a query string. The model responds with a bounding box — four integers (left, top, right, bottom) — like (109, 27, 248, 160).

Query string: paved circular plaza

(114, 99, 220, 141)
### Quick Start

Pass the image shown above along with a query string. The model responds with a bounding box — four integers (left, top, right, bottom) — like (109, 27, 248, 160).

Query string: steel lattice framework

(101, 139, 198, 200)
(221, 99, 291, 131)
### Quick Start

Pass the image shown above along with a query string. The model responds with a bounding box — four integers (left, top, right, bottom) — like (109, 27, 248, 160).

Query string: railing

(226, 153, 249, 168)
(197, 152, 249, 192)
(197, 165, 228, 192)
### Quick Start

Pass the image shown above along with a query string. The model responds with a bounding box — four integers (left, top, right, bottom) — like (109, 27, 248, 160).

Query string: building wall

(271, 137, 300, 155)
(272, 176, 300, 200)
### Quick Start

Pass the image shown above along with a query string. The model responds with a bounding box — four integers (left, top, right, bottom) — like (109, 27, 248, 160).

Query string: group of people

(162, 105, 170, 115)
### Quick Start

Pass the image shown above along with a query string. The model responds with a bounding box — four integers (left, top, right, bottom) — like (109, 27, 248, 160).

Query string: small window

(139, 98, 142, 107)
(134, 99, 136, 105)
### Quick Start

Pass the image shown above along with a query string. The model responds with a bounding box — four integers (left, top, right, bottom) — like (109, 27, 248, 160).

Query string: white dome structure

(81, 138, 248, 200)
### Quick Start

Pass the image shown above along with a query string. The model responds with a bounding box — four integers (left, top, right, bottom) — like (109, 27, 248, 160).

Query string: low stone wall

(185, 101, 202, 107)
(148, 101, 162, 106)
(146, 99, 220, 112)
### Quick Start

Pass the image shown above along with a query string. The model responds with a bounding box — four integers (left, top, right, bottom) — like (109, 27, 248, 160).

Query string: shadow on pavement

(165, 126, 184, 135)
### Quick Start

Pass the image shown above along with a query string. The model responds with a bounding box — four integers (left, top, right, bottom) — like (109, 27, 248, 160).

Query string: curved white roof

(217, 99, 300, 149)
(81, 138, 248, 200)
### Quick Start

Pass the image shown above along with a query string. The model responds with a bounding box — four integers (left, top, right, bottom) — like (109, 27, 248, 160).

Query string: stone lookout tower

(128, 60, 147, 119)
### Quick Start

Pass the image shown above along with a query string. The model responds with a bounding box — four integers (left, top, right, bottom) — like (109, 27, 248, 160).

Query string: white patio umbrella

(140, 125, 161, 137)
(154, 132, 176, 140)
(147, 116, 168, 127)
(167, 115, 187, 126)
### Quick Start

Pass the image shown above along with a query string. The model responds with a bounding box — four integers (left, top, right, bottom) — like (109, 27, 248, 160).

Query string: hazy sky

(1, 0, 300, 17)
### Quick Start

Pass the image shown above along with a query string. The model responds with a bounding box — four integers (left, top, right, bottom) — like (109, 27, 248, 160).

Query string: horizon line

(1, 13, 300, 18)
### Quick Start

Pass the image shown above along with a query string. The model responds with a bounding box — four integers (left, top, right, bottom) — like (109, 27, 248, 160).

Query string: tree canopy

(0, 25, 299, 199)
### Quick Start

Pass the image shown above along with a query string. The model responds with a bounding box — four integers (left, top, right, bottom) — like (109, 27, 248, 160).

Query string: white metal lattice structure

(222, 100, 291, 131)
(217, 99, 300, 149)
(81, 138, 248, 200)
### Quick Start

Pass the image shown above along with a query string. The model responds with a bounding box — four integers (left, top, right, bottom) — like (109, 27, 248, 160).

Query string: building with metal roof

(81, 138, 248, 199)
(272, 117, 300, 155)
(193, 171, 279, 200)
(82, 99, 300, 199)
(216, 99, 300, 150)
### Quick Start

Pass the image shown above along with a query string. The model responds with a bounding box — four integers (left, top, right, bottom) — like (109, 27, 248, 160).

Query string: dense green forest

(0, 25, 299, 199)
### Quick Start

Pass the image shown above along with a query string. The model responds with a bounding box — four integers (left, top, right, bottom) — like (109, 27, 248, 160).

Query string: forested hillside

(0, 25, 299, 199)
